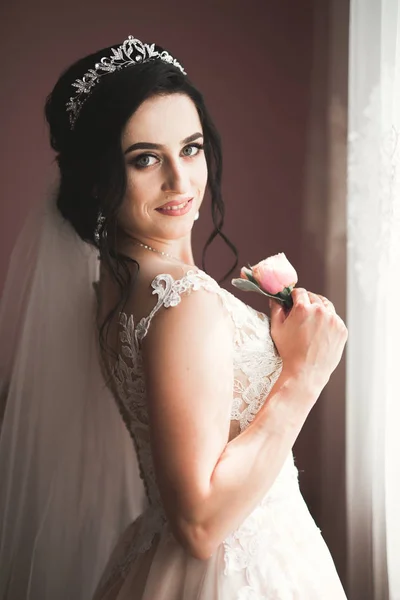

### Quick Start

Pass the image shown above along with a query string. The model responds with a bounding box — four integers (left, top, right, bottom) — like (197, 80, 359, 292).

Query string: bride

(0, 35, 348, 599)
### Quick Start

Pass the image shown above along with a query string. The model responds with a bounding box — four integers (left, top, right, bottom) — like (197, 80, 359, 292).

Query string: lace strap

(135, 269, 220, 343)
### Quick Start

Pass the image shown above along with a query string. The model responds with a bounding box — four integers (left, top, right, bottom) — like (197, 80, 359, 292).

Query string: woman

(0, 36, 348, 599)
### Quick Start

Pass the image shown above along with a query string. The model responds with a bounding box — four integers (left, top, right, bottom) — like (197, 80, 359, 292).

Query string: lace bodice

(109, 268, 283, 505)
(103, 269, 301, 577)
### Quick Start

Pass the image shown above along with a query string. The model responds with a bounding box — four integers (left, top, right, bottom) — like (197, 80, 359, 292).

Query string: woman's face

(118, 93, 208, 246)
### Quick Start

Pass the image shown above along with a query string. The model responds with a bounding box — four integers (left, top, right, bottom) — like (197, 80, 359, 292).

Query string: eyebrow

(123, 132, 204, 155)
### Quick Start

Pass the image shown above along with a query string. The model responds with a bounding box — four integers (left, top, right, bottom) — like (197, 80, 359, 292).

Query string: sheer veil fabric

(0, 196, 144, 600)
(347, 0, 400, 598)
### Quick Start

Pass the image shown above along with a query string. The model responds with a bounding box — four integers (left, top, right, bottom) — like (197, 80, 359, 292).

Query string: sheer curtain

(347, 1, 400, 599)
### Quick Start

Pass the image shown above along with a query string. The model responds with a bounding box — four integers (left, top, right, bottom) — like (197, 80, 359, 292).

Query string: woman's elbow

(173, 519, 218, 561)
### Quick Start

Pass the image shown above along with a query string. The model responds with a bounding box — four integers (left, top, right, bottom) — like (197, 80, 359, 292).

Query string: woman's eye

(134, 154, 158, 168)
(132, 144, 204, 169)
(182, 143, 204, 157)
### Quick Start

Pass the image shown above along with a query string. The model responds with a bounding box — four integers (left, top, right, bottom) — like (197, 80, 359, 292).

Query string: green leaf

(232, 278, 281, 300)
(231, 278, 293, 309)
(245, 271, 259, 286)
(231, 278, 262, 294)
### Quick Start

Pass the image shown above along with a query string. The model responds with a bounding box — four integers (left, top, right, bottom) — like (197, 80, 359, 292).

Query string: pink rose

(233, 252, 297, 309)
(250, 253, 298, 295)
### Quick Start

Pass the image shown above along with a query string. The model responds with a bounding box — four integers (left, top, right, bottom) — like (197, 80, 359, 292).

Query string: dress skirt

(92, 486, 347, 600)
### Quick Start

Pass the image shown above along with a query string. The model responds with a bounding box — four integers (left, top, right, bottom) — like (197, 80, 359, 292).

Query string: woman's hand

(269, 288, 348, 394)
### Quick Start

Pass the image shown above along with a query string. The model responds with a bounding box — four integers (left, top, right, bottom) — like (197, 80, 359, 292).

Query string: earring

(94, 211, 106, 243)
(194, 210, 200, 221)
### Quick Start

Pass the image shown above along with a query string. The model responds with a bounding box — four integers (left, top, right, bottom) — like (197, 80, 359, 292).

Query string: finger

(307, 292, 324, 305)
(269, 298, 286, 325)
(317, 294, 336, 314)
(291, 287, 311, 306)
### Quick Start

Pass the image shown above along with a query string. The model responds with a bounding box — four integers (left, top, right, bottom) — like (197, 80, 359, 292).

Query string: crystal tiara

(65, 35, 187, 130)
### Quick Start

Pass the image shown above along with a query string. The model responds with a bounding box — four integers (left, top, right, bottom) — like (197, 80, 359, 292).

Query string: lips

(157, 197, 194, 209)
(156, 198, 194, 216)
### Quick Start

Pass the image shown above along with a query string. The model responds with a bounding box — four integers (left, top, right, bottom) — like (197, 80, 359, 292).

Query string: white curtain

(347, 1, 400, 599)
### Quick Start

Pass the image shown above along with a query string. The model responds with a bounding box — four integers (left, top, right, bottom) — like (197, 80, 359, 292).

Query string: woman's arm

(192, 371, 315, 559)
(142, 287, 320, 560)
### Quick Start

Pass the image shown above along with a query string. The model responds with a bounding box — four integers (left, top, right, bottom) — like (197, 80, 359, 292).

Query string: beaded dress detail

(93, 269, 347, 600)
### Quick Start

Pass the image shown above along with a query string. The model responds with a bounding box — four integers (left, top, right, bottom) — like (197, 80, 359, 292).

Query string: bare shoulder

(97, 255, 185, 319)
(125, 258, 207, 322)
(117, 258, 218, 323)
(96, 256, 222, 354)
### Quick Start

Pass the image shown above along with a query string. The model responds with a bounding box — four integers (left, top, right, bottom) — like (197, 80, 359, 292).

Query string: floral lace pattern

(101, 268, 303, 598)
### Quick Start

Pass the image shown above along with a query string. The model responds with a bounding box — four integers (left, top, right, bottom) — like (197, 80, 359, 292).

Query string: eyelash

(132, 143, 204, 169)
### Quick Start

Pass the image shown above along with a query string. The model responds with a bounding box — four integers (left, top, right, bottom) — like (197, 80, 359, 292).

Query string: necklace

(134, 241, 180, 262)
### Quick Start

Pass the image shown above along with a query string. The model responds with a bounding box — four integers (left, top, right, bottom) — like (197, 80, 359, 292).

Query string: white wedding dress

(93, 267, 347, 600)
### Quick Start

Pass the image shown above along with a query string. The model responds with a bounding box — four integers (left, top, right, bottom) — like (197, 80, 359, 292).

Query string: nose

(161, 158, 191, 194)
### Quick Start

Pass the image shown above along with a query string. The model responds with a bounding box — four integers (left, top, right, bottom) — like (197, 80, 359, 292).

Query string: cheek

(123, 169, 152, 209)
(119, 174, 146, 224)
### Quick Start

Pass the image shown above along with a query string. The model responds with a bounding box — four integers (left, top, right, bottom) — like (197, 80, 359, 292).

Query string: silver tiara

(66, 35, 186, 130)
